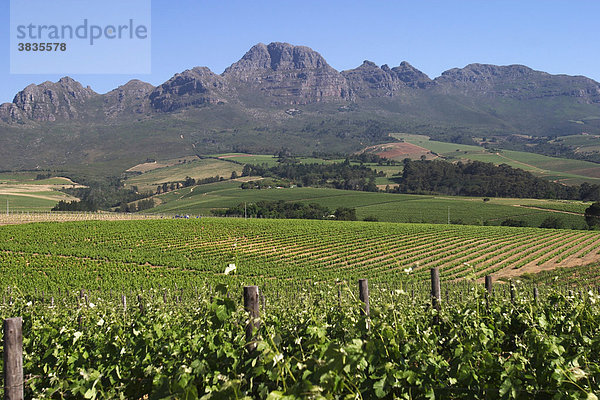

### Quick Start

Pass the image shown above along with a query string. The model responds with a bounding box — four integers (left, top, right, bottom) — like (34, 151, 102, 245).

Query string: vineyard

(0, 218, 599, 398)
(0, 212, 162, 227)
(0, 218, 598, 288)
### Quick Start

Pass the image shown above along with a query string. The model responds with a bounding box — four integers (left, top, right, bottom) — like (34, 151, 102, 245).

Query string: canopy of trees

(52, 200, 97, 212)
(394, 159, 599, 200)
(211, 201, 356, 221)
(241, 160, 380, 192)
(61, 177, 149, 210)
(585, 202, 600, 229)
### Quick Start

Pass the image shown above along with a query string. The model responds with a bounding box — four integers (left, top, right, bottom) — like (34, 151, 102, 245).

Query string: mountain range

(2, 42, 600, 175)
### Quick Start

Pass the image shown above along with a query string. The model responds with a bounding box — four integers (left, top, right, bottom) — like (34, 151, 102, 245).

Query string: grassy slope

(124, 158, 243, 192)
(0, 194, 66, 212)
(147, 182, 589, 229)
(0, 172, 80, 212)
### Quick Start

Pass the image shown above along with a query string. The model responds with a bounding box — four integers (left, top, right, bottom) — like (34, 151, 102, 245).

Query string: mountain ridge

(2, 41, 600, 174)
(4, 41, 600, 123)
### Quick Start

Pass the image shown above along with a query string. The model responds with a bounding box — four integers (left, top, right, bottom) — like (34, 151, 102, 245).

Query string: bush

(539, 216, 564, 229)
(501, 218, 527, 227)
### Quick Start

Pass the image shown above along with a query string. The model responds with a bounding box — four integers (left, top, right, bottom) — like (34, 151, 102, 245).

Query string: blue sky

(1, 0, 599, 102)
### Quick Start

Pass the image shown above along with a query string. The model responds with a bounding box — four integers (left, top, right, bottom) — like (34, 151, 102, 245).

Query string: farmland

(124, 157, 243, 192)
(0, 173, 81, 212)
(1, 153, 600, 398)
(0, 218, 599, 398)
(147, 181, 591, 229)
(0, 218, 598, 287)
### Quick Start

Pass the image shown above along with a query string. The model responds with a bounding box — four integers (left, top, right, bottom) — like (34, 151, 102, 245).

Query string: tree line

(59, 177, 150, 211)
(211, 201, 357, 221)
(241, 159, 380, 192)
(156, 176, 224, 194)
(393, 159, 600, 201)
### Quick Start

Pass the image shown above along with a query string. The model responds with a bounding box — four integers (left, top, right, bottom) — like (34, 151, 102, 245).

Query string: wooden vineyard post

(244, 286, 260, 352)
(510, 281, 515, 303)
(430, 268, 441, 324)
(533, 287, 539, 303)
(358, 279, 370, 331)
(430, 268, 441, 311)
(138, 295, 145, 314)
(485, 276, 493, 297)
(485, 275, 492, 308)
(358, 279, 370, 316)
(4, 317, 23, 400)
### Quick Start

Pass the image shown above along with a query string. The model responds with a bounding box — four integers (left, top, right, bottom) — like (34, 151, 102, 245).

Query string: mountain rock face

(222, 42, 350, 104)
(1, 42, 600, 124)
(342, 60, 432, 98)
(103, 80, 154, 117)
(433, 63, 600, 103)
(0, 103, 23, 123)
(7, 77, 97, 121)
(149, 67, 233, 112)
(342, 61, 404, 98)
(391, 61, 432, 88)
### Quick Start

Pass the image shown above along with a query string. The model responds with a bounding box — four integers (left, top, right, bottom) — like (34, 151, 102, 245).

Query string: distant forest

(212, 200, 357, 221)
(240, 158, 600, 201)
(393, 159, 600, 201)
(241, 159, 380, 192)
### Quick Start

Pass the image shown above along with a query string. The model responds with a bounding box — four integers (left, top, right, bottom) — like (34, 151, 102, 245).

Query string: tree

(585, 202, 600, 229)
(230, 171, 238, 179)
(501, 218, 527, 227)
(334, 207, 357, 221)
(539, 216, 563, 229)
(241, 164, 252, 176)
(183, 176, 196, 187)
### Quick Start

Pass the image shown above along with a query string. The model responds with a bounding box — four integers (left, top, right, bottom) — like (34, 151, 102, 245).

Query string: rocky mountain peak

(149, 67, 234, 112)
(342, 60, 431, 97)
(439, 63, 538, 83)
(9, 77, 97, 121)
(118, 79, 155, 91)
(103, 80, 155, 117)
(433, 63, 600, 102)
(222, 42, 349, 105)
(223, 42, 330, 77)
(357, 60, 380, 70)
(389, 61, 432, 88)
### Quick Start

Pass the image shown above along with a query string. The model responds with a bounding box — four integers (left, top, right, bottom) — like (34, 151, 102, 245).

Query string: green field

(124, 158, 244, 191)
(148, 182, 591, 228)
(122, 154, 380, 192)
(0, 194, 67, 212)
(391, 133, 600, 184)
(0, 173, 80, 212)
(0, 172, 77, 186)
(0, 218, 598, 286)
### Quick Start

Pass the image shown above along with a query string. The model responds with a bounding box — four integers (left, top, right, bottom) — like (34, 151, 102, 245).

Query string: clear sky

(1, 0, 599, 103)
